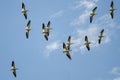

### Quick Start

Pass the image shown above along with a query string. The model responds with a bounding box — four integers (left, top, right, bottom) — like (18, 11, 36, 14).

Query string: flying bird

(42, 21, 52, 41)
(90, 6, 97, 23)
(25, 20, 31, 39)
(63, 42, 72, 60)
(42, 23, 48, 41)
(66, 36, 72, 51)
(21, 2, 28, 19)
(84, 36, 91, 51)
(109, 1, 115, 19)
(11, 61, 18, 77)
(98, 29, 104, 44)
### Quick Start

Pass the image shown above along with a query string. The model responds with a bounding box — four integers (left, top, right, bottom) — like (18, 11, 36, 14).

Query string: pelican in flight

(42, 21, 51, 41)
(98, 29, 104, 44)
(63, 42, 72, 60)
(90, 6, 97, 23)
(25, 20, 31, 39)
(84, 36, 91, 51)
(11, 61, 18, 77)
(21, 2, 28, 19)
(110, 1, 115, 19)
(66, 36, 72, 51)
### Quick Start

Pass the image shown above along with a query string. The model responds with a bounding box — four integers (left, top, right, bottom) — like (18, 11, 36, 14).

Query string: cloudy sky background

(0, 0, 120, 80)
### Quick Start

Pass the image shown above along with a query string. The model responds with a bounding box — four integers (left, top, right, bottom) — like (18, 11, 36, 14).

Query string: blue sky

(0, 0, 120, 80)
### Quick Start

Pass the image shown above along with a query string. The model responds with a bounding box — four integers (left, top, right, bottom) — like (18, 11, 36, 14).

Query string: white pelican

(42, 21, 51, 41)
(84, 36, 91, 51)
(21, 2, 28, 19)
(11, 61, 18, 77)
(98, 29, 104, 44)
(90, 6, 97, 23)
(42, 23, 48, 41)
(110, 1, 115, 19)
(25, 20, 31, 39)
(63, 42, 71, 60)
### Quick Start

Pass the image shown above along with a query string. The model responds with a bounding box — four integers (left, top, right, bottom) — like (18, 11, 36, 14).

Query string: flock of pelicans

(10, 0, 115, 78)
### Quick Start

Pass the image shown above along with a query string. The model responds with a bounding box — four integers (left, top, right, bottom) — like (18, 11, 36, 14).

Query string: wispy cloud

(71, 24, 110, 54)
(75, 0, 98, 9)
(71, 0, 99, 25)
(111, 67, 120, 75)
(50, 10, 63, 19)
(71, 13, 114, 54)
(71, 10, 90, 25)
(45, 41, 61, 56)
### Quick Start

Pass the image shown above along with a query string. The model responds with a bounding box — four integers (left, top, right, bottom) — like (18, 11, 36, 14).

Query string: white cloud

(71, 10, 90, 25)
(45, 41, 61, 56)
(113, 77, 120, 80)
(75, 0, 98, 9)
(71, 0, 99, 25)
(95, 14, 115, 28)
(71, 13, 114, 54)
(71, 25, 100, 54)
(111, 67, 120, 75)
(50, 10, 63, 19)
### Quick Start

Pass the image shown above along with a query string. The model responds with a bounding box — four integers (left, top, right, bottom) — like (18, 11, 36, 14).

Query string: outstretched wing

(110, 1, 114, 7)
(47, 21, 50, 28)
(98, 38, 101, 44)
(26, 31, 29, 39)
(13, 70, 16, 77)
(110, 11, 114, 19)
(22, 2, 25, 9)
(67, 36, 71, 50)
(24, 14, 27, 19)
(68, 36, 71, 43)
(12, 61, 15, 67)
(92, 6, 97, 12)
(44, 35, 48, 41)
(101, 29, 104, 35)
(42, 23, 45, 29)
(90, 16, 93, 23)
(27, 20, 31, 27)
(86, 45, 90, 51)
(66, 52, 72, 60)
(85, 36, 88, 42)
(63, 42, 67, 50)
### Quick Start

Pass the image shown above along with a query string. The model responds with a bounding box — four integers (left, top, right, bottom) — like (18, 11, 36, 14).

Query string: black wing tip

(63, 42, 65, 48)
(48, 21, 50, 23)
(24, 14, 27, 19)
(13, 73, 17, 78)
(93, 6, 97, 11)
(47, 21, 50, 27)
(22, 2, 24, 5)
(101, 29, 104, 32)
(95, 6, 97, 9)
(68, 35, 71, 40)
(42, 23, 45, 27)
(90, 17, 92, 23)
(98, 39, 101, 44)
(85, 35, 88, 40)
(12, 61, 14, 64)
(87, 47, 90, 51)
(44, 36, 48, 41)
(67, 54, 72, 60)
(28, 20, 31, 23)
(26, 33, 28, 39)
